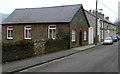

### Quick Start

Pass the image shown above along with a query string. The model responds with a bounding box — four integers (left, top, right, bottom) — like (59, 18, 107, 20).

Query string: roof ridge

(85, 10, 96, 17)
(15, 4, 82, 10)
(3, 4, 82, 24)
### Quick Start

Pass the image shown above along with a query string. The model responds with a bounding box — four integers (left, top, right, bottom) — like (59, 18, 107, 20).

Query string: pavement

(20, 42, 118, 72)
(2, 43, 102, 73)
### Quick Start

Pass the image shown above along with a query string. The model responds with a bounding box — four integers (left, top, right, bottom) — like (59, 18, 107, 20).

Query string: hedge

(45, 38, 69, 53)
(2, 39, 69, 63)
(2, 40, 34, 63)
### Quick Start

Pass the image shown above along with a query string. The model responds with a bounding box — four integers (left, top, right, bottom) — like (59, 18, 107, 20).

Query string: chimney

(89, 10, 92, 12)
(101, 14, 104, 18)
(97, 12, 105, 19)
(98, 12, 102, 18)
(105, 16, 109, 20)
(92, 10, 96, 14)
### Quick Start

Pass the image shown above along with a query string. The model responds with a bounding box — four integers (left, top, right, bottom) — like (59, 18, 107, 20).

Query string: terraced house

(2, 4, 90, 48)
(97, 12, 117, 41)
(85, 10, 117, 44)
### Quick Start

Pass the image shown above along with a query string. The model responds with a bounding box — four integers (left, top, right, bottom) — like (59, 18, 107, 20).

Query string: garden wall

(2, 39, 69, 63)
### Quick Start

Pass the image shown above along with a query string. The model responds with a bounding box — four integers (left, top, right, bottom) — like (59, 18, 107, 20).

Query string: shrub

(59, 33, 70, 41)
(45, 38, 68, 53)
(2, 38, 69, 63)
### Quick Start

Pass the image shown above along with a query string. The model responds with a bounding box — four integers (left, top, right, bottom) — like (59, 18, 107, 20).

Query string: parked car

(111, 36, 118, 42)
(103, 37, 113, 45)
(117, 36, 120, 40)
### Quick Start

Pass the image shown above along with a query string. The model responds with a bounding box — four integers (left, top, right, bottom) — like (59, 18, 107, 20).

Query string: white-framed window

(72, 30, 76, 42)
(84, 31, 87, 41)
(7, 26, 13, 39)
(48, 25, 56, 39)
(24, 26, 31, 39)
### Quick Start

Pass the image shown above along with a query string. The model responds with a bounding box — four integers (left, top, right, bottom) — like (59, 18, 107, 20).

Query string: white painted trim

(72, 30, 76, 42)
(84, 31, 87, 41)
(24, 26, 31, 40)
(48, 25, 56, 39)
(7, 26, 13, 39)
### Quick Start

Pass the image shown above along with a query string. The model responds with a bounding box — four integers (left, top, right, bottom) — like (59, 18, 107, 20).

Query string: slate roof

(85, 10, 96, 27)
(2, 4, 82, 24)
(85, 10, 116, 26)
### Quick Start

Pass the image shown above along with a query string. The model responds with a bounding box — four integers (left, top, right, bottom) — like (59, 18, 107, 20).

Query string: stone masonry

(34, 39, 46, 56)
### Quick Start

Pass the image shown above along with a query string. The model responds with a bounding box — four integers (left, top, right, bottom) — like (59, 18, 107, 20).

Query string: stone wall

(33, 39, 69, 55)
(2, 24, 69, 44)
(34, 39, 45, 55)
(70, 8, 89, 48)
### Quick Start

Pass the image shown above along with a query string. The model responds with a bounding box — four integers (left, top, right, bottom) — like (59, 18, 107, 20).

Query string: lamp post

(95, 0, 98, 45)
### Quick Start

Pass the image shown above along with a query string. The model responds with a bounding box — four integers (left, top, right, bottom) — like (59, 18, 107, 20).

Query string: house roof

(84, 10, 96, 27)
(85, 10, 116, 26)
(2, 4, 82, 24)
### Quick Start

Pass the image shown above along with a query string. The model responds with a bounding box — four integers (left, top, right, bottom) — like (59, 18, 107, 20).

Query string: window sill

(72, 40, 76, 43)
(48, 37, 55, 40)
(7, 38, 13, 40)
(24, 38, 32, 40)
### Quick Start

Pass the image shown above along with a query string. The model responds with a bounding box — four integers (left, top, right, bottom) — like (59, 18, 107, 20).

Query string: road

(20, 42, 119, 72)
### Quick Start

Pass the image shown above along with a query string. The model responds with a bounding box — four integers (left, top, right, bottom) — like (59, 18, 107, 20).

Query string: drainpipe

(69, 24, 71, 49)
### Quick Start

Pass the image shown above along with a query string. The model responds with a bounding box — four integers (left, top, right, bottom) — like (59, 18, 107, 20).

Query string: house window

(72, 30, 76, 42)
(48, 25, 56, 39)
(84, 31, 87, 41)
(24, 26, 31, 39)
(7, 26, 13, 39)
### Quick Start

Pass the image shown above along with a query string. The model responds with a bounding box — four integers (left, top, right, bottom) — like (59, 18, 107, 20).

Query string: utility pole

(103, 21, 105, 41)
(95, 0, 98, 45)
(118, 1, 120, 35)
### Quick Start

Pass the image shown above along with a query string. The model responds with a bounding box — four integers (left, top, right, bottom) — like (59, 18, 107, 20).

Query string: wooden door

(79, 30, 82, 45)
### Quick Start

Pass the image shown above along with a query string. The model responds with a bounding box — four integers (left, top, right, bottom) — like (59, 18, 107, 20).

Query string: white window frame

(72, 30, 76, 42)
(24, 26, 31, 40)
(84, 31, 87, 41)
(48, 25, 56, 39)
(7, 26, 13, 39)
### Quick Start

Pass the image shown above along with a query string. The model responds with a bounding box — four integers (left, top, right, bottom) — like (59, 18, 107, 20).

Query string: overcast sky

(0, 0, 119, 22)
